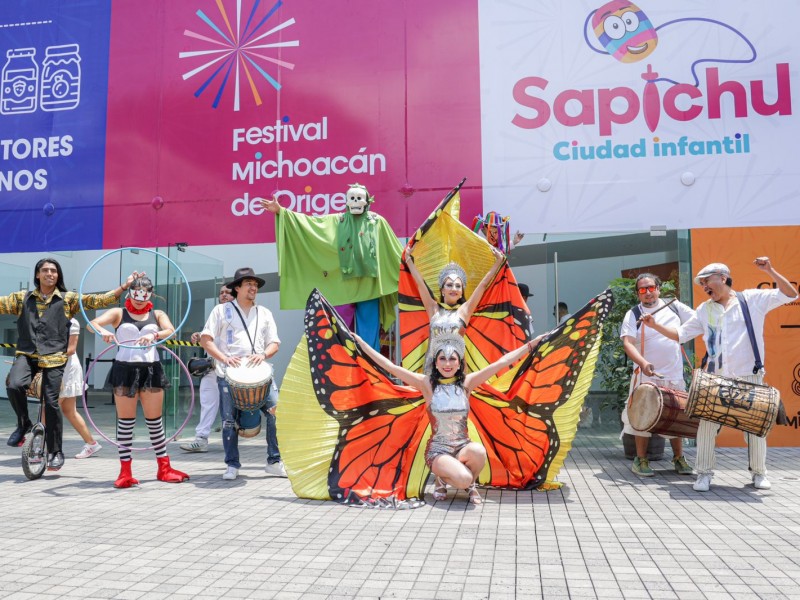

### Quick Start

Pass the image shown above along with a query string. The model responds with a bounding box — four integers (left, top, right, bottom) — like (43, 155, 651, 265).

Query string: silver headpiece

(426, 333, 466, 375)
(438, 262, 467, 291)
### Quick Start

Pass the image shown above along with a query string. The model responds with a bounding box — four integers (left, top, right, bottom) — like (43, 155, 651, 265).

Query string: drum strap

(633, 325, 645, 386)
(703, 293, 763, 374)
(679, 346, 692, 368)
(737, 293, 788, 424)
(231, 303, 258, 355)
(735, 292, 763, 375)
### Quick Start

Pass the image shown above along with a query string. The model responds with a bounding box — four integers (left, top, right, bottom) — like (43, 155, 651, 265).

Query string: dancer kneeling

(354, 332, 542, 504)
(89, 276, 189, 488)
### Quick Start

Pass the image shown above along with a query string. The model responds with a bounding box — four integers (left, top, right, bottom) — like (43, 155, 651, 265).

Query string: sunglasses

(637, 285, 657, 294)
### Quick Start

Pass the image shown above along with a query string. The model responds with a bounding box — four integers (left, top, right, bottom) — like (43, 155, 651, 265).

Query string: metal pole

(553, 250, 559, 328)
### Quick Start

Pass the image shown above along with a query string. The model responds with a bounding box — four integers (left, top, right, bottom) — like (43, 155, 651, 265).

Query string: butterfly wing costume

(278, 288, 612, 506)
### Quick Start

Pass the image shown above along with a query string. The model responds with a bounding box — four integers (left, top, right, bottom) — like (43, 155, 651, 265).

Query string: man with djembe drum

(621, 273, 696, 477)
(200, 267, 286, 481)
(643, 259, 797, 492)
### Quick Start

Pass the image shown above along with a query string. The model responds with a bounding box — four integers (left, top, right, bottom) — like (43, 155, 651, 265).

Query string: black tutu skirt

(110, 361, 170, 397)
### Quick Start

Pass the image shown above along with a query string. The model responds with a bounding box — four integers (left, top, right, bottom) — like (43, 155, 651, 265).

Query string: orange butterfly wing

(398, 249, 430, 373)
(305, 291, 430, 507)
(468, 291, 613, 488)
(464, 263, 533, 379)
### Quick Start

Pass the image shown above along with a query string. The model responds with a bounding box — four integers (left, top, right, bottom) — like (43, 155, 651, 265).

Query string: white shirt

(201, 299, 280, 377)
(620, 299, 695, 381)
(677, 288, 796, 378)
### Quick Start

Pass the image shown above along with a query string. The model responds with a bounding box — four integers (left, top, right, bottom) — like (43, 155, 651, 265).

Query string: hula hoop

(81, 342, 196, 451)
(79, 247, 192, 350)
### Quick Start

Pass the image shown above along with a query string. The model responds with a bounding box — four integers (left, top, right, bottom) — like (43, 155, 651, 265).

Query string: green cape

(275, 209, 403, 330)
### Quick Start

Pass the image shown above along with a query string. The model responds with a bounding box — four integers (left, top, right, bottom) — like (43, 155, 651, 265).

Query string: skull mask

(346, 184, 370, 215)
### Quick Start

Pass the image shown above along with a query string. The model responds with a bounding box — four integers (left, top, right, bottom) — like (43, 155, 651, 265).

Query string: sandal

(467, 483, 483, 505)
(433, 477, 447, 501)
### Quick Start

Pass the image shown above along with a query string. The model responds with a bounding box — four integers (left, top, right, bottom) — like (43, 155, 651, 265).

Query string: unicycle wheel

(21, 427, 47, 480)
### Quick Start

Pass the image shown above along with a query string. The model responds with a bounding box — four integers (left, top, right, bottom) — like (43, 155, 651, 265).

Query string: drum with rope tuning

(628, 382, 699, 438)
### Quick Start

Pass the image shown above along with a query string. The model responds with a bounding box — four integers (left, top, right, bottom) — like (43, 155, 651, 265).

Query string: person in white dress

(59, 318, 102, 459)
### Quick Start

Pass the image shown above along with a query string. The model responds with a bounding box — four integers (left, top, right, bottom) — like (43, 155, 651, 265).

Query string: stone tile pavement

(1, 415, 799, 600)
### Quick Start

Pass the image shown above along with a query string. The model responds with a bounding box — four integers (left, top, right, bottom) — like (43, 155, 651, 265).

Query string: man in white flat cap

(642, 258, 797, 492)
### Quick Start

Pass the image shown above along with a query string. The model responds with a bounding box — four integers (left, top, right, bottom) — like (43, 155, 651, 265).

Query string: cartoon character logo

(590, 1, 657, 63)
(584, 1, 756, 87)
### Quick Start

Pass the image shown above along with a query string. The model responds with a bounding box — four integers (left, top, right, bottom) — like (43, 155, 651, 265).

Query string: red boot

(114, 460, 139, 488)
(156, 456, 190, 483)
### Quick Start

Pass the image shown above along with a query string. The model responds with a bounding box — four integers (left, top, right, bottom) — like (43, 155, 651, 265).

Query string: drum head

(628, 383, 663, 432)
(225, 362, 274, 386)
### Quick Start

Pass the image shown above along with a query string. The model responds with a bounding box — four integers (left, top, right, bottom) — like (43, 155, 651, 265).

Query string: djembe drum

(224, 362, 274, 438)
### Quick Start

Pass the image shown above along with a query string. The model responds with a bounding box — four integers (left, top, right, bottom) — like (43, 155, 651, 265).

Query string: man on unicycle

(0, 258, 135, 472)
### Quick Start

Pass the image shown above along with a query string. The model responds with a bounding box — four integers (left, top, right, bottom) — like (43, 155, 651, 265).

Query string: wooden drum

(224, 362, 273, 411)
(628, 382, 699, 438)
(686, 369, 780, 438)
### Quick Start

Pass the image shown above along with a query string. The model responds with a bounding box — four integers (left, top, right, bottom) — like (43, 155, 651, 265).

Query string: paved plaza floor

(1, 407, 799, 600)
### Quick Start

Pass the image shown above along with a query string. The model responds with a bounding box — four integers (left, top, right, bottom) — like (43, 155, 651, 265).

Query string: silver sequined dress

(424, 383, 471, 466)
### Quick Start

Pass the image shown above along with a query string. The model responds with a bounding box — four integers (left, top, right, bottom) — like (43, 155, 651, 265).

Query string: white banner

(479, 0, 799, 233)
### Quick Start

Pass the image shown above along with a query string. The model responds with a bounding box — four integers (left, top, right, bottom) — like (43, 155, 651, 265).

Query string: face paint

(442, 277, 463, 289)
(128, 288, 153, 302)
(591, 0, 657, 63)
(487, 225, 499, 245)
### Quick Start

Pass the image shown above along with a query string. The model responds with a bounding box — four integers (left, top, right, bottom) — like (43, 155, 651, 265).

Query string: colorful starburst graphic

(179, 0, 298, 111)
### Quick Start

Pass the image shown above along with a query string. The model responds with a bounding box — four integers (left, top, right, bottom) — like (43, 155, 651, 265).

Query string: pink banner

(102, 0, 483, 248)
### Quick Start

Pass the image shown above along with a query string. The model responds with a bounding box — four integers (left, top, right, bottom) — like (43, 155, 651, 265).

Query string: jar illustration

(40, 44, 81, 111)
(1, 47, 38, 115)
